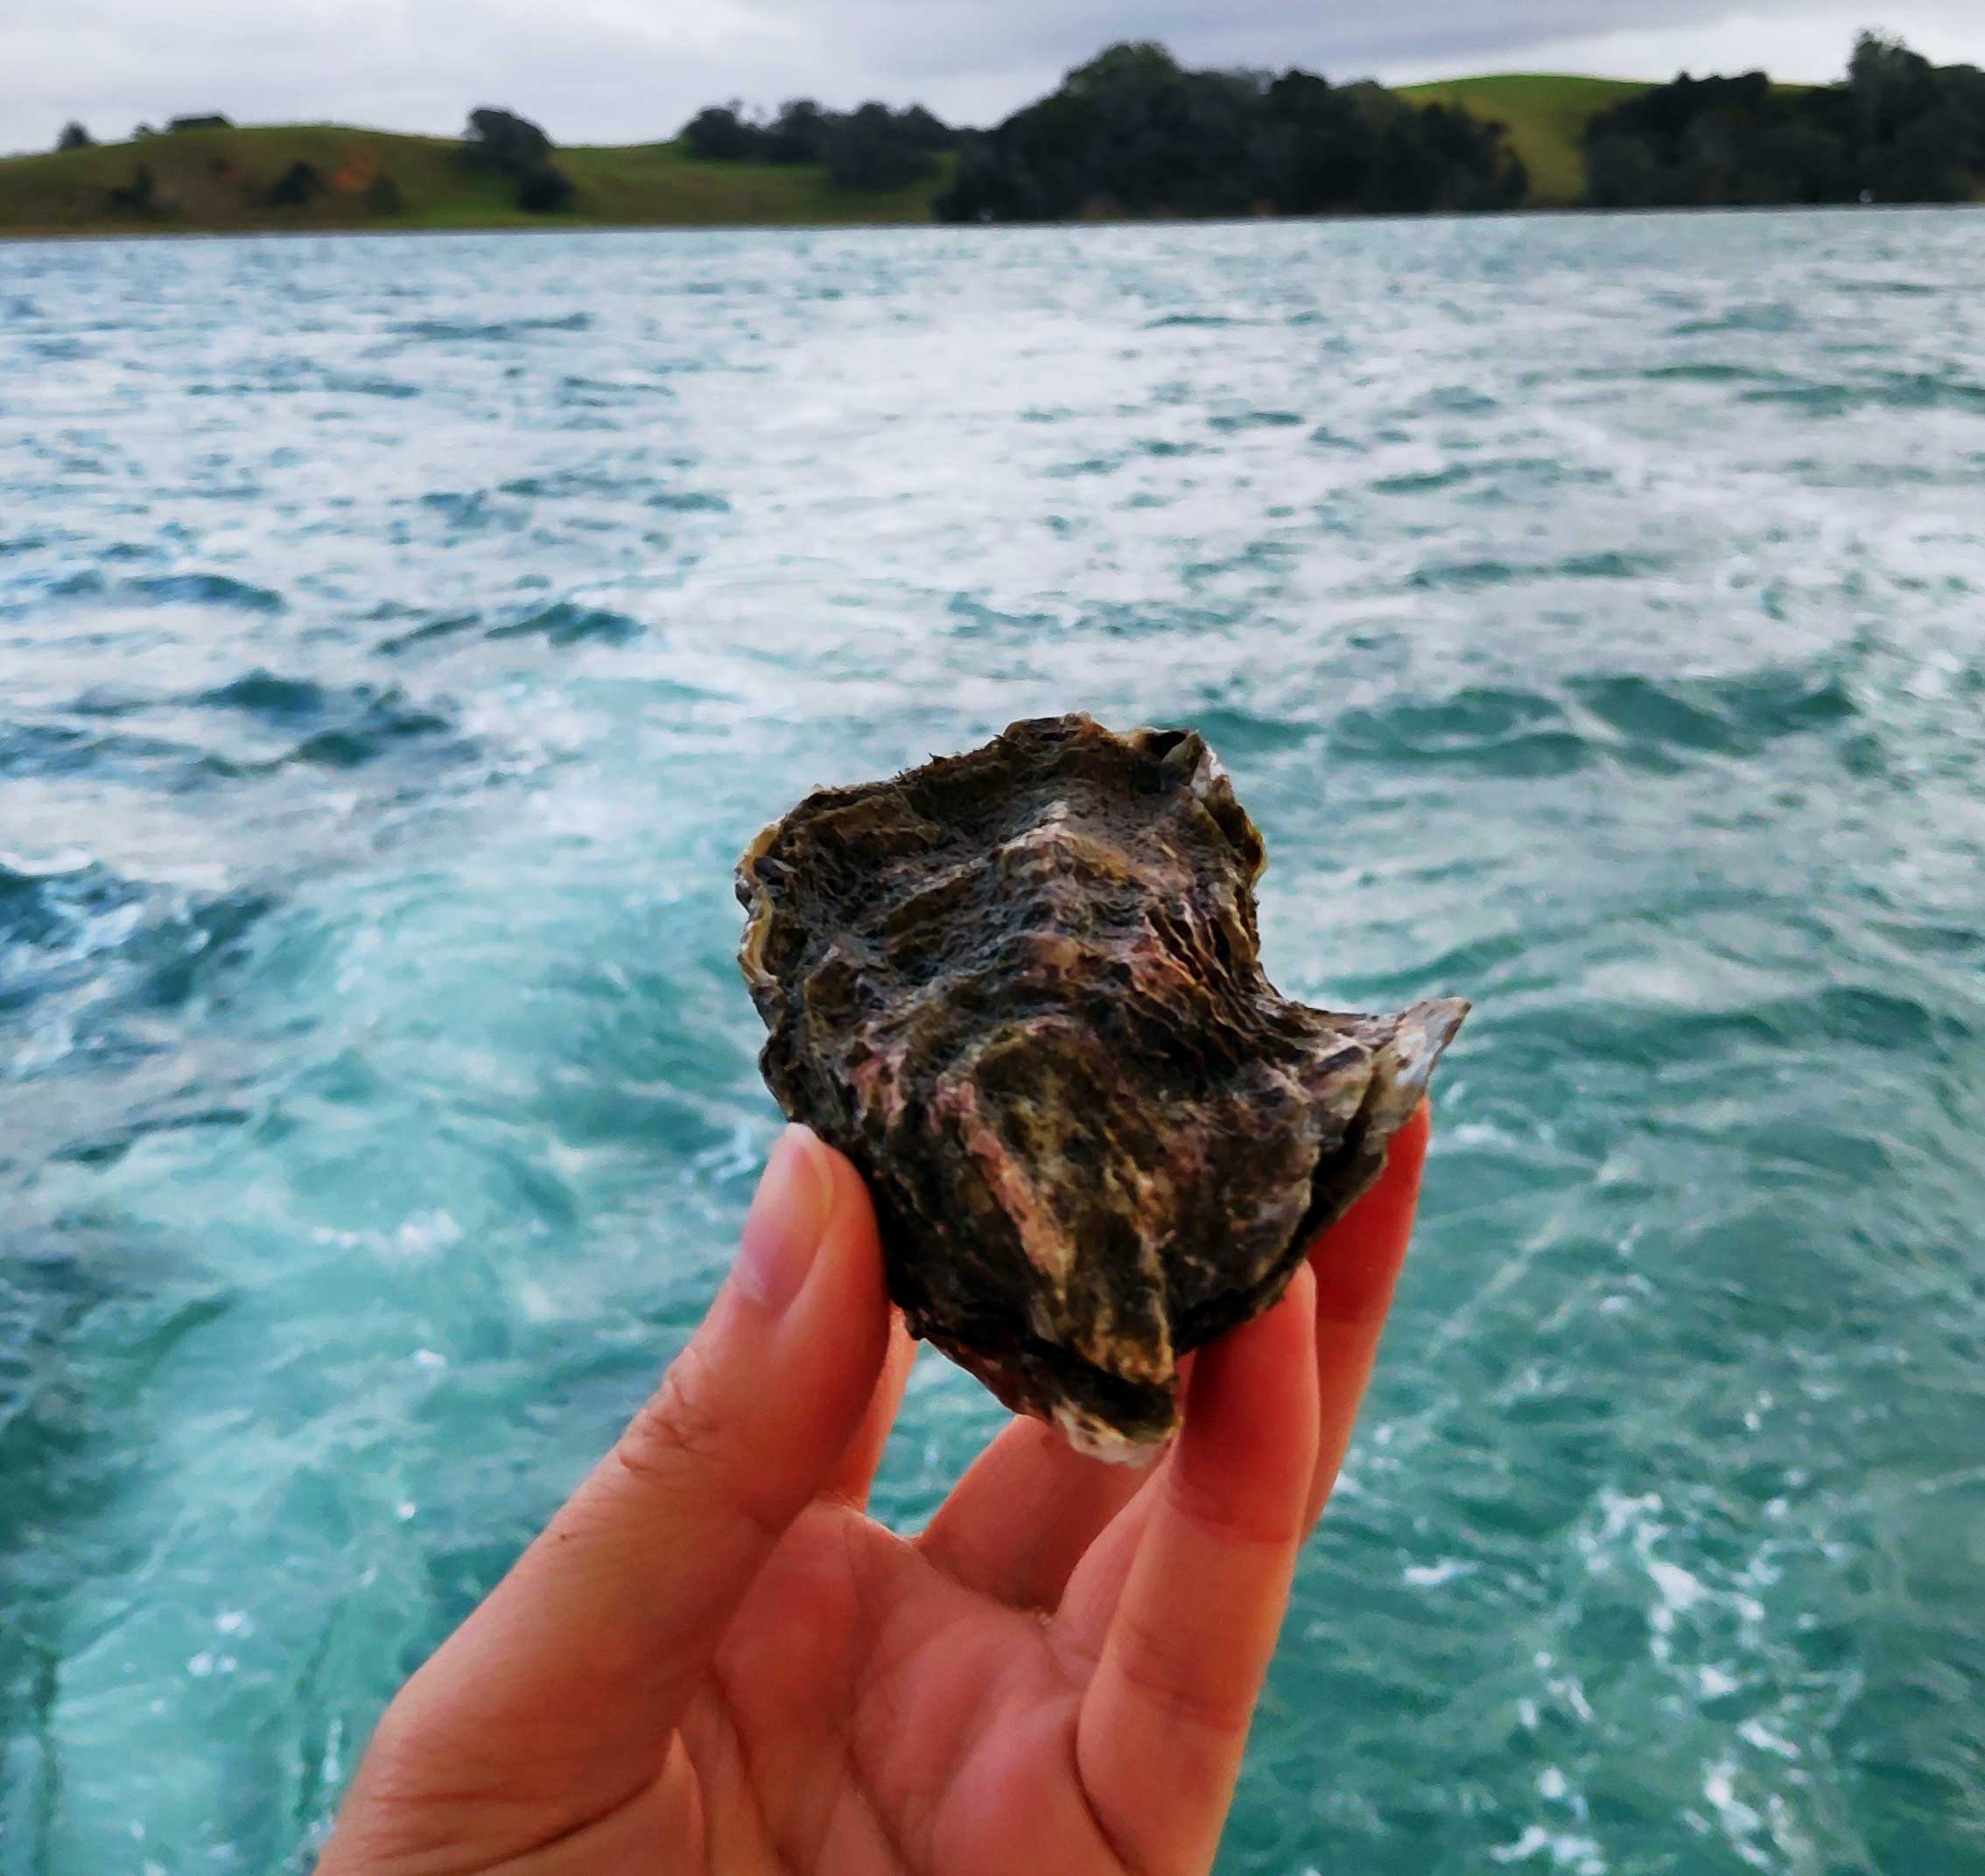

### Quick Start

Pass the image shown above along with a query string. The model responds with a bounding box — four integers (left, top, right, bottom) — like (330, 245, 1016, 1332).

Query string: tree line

(681, 100, 958, 192)
(56, 27, 1985, 223)
(59, 113, 230, 148)
(1586, 32, 1985, 207)
(933, 42, 1522, 220)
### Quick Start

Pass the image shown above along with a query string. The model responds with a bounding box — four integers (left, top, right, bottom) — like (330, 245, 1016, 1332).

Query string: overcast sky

(8, 2, 1985, 155)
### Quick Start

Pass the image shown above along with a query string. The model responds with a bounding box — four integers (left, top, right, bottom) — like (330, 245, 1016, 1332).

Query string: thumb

(372, 1125, 891, 1810)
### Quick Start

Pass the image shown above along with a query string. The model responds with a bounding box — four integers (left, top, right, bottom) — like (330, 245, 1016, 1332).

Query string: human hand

(319, 1106, 1430, 1876)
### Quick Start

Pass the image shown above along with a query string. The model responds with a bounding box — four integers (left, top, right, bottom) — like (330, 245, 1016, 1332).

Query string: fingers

(1056, 1107, 1432, 1655)
(1075, 1265, 1320, 1876)
(915, 1414, 1150, 1607)
(368, 1126, 892, 1822)
(1303, 1099, 1429, 1526)
(828, 1307, 917, 1508)
(1049, 1461, 1162, 1657)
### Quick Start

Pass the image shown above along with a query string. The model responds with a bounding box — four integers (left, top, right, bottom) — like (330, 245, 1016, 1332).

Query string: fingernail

(737, 1124, 834, 1312)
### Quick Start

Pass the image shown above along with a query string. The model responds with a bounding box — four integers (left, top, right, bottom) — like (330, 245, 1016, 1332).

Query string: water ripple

(1, 210, 1981, 1875)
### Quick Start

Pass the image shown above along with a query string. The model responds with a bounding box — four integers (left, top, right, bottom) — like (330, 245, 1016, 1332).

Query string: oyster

(736, 714, 1466, 1461)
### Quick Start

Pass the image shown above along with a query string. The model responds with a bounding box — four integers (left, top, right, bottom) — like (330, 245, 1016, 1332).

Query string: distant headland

(4, 32, 1978, 238)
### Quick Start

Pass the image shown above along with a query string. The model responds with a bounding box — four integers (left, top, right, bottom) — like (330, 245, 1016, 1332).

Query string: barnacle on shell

(736, 714, 1466, 1462)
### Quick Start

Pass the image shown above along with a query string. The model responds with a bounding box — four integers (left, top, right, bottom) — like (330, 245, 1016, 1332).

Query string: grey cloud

(755, 0, 1980, 88)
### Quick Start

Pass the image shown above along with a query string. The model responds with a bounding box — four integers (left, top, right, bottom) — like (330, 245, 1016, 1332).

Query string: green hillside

(4, 73, 1815, 233)
(0, 122, 950, 235)
(1400, 74, 1652, 206)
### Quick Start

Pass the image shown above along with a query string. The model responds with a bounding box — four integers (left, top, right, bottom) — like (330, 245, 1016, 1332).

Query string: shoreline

(4, 199, 1977, 245)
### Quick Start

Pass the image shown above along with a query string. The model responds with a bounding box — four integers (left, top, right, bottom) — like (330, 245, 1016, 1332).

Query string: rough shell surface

(736, 714, 1467, 1461)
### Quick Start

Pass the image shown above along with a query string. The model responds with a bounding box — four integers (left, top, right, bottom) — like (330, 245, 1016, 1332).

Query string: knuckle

(1111, 1604, 1245, 1740)
(615, 1338, 733, 1486)
(1167, 1465, 1303, 1557)
(611, 1338, 787, 1546)
(352, 1690, 509, 1815)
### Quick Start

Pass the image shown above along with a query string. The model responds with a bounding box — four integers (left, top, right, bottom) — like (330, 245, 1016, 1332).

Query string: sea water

(2, 210, 1982, 1872)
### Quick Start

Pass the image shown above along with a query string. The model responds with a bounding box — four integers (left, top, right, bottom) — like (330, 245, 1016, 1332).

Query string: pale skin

(319, 1104, 1432, 1876)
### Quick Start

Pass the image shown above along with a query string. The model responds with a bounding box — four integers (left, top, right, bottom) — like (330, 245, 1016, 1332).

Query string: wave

(65, 687, 150, 719)
(375, 601, 643, 654)
(320, 372, 422, 401)
(1187, 706, 1313, 756)
(418, 490, 504, 530)
(1868, 371, 1985, 414)
(1670, 303, 1800, 336)
(0, 858, 141, 953)
(1045, 453, 1121, 479)
(388, 312, 593, 342)
(1371, 465, 1471, 497)
(1834, 278, 1937, 298)
(122, 573, 286, 612)
(1507, 979, 1955, 1075)
(132, 889, 278, 1010)
(1405, 556, 1517, 592)
(194, 671, 462, 772)
(498, 470, 634, 500)
(1, 858, 281, 1085)
(1400, 385, 1500, 418)
(484, 602, 643, 648)
(1572, 668, 1856, 763)
(1725, 370, 1985, 416)
(52, 1101, 252, 1171)
(1408, 549, 1668, 592)
(374, 613, 481, 656)
(1642, 362, 1787, 386)
(1208, 409, 1304, 432)
(645, 489, 732, 513)
(283, 694, 456, 772)
(1332, 686, 1592, 778)
(1329, 665, 1856, 781)
(197, 670, 334, 722)
(0, 717, 217, 788)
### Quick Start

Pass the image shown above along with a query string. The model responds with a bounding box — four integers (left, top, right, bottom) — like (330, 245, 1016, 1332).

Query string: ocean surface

(3, 210, 1982, 1874)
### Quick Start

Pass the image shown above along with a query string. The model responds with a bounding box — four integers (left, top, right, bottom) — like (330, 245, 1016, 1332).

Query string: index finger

(1303, 1098, 1429, 1527)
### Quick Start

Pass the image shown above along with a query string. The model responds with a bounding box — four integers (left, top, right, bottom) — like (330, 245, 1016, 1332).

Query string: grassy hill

(0, 79, 1665, 234)
(1399, 74, 1651, 206)
(0, 123, 950, 235)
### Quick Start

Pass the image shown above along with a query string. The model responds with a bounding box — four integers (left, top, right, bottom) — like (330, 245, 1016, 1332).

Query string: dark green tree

(764, 99, 830, 163)
(823, 102, 939, 191)
(936, 43, 1520, 222)
(1586, 133, 1661, 206)
(896, 103, 960, 150)
(1849, 31, 1937, 150)
(682, 105, 767, 161)
(56, 122, 94, 151)
(464, 107, 554, 175)
(461, 108, 572, 211)
(679, 96, 955, 177)
(266, 159, 321, 206)
(516, 162, 576, 211)
(1583, 32, 1984, 206)
(107, 164, 161, 214)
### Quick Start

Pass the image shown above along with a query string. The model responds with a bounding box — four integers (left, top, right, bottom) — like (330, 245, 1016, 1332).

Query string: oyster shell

(736, 714, 1466, 1462)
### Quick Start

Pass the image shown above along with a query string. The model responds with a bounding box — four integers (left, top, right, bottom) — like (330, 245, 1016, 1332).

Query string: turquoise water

(3, 210, 1983, 1873)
